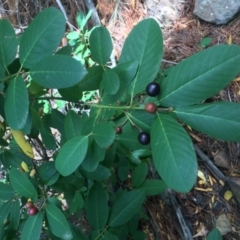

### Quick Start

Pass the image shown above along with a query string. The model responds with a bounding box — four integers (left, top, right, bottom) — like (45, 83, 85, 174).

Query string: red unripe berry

(25, 201, 34, 209)
(28, 206, 38, 216)
(145, 103, 157, 113)
(115, 127, 122, 134)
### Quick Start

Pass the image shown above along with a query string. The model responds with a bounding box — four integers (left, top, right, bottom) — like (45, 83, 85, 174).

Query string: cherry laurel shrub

(0, 7, 237, 240)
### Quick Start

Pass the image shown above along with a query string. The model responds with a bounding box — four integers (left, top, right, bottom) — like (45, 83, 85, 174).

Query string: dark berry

(138, 132, 150, 145)
(145, 103, 157, 113)
(28, 206, 38, 216)
(115, 127, 122, 134)
(25, 201, 34, 209)
(146, 82, 160, 97)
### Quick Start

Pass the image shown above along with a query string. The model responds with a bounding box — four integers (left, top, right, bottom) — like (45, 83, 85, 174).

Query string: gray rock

(193, 0, 240, 25)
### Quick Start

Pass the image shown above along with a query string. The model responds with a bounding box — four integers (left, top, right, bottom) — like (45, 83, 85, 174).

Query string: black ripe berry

(115, 127, 122, 134)
(146, 82, 160, 97)
(138, 132, 150, 145)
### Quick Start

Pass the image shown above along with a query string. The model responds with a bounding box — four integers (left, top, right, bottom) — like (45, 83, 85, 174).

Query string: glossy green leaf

(128, 149, 151, 165)
(0, 19, 18, 67)
(20, 212, 43, 240)
(89, 26, 113, 65)
(101, 69, 120, 95)
(30, 55, 87, 89)
(126, 110, 156, 132)
(119, 19, 163, 96)
(207, 228, 222, 240)
(9, 200, 20, 230)
(139, 179, 167, 196)
(174, 102, 240, 142)
(46, 204, 72, 240)
(151, 114, 197, 193)
(19, 8, 65, 68)
(55, 135, 88, 176)
(108, 190, 145, 227)
(100, 231, 118, 240)
(132, 162, 148, 188)
(93, 123, 115, 148)
(58, 85, 83, 102)
(69, 192, 84, 214)
(82, 140, 106, 172)
(80, 164, 111, 181)
(116, 123, 147, 150)
(64, 110, 83, 140)
(0, 200, 12, 223)
(9, 168, 38, 199)
(51, 109, 65, 136)
(38, 162, 58, 184)
(86, 182, 109, 230)
(79, 66, 103, 91)
(0, 138, 8, 147)
(0, 66, 4, 84)
(113, 61, 139, 88)
(40, 125, 56, 150)
(4, 76, 29, 130)
(160, 45, 240, 107)
(118, 166, 128, 181)
(0, 183, 15, 200)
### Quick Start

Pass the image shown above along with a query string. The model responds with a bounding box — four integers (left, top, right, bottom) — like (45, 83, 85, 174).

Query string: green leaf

(0, 200, 12, 223)
(160, 45, 240, 107)
(80, 164, 111, 181)
(116, 123, 146, 150)
(151, 114, 197, 193)
(58, 85, 83, 102)
(30, 55, 87, 89)
(79, 66, 103, 91)
(89, 26, 113, 65)
(38, 162, 59, 185)
(55, 135, 88, 176)
(100, 231, 118, 240)
(119, 19, 163, 96)
(9, 200, 20, 230)
(138, 180, 167, 196)
(4, 76, 29, 130)
(118, 166, 128, 181)
(108, 190, 145, 227)
(113, 61, 139, 88)
(46, 204, 72, 240)
(20, 212, 43, 240)
(174, 102, 240, 142)
(69, 192, 84, 214)
(85, 182, 109, 230)
(40, 124, 56, 150)
(126, 110, 156, 132)
(101, 69, 120, 95)
(82, 140, 106, 172)
(0, 183, 15, 200)
(0, 19, 18, 67)
(9, 168, 38, 199)
(93, 123, 115, 148)
(64, 110, 83, 140)
(132, 162, 148, 188)
(207, 228, 222, 240)
(19, 8, 66, 68)
(0, 138, 8, 147)
(51, 109, 65, 136)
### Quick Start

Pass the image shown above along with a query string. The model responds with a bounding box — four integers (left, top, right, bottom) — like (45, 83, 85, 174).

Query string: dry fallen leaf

(224, 190, 233, 201)
(216, 214, 231, 235)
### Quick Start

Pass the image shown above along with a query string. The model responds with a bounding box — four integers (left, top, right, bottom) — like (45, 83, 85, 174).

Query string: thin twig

(168, 189, 193, 240)
(194, 144, 226, 181)
(84, 0, 101, 26)
(55, 0, 74, 30)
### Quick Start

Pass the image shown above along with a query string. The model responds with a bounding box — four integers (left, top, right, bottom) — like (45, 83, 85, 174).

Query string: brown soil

(2, 0, 240, 239)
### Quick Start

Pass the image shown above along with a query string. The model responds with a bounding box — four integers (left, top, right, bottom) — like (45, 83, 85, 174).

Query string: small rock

(193, 0, 240, 25)
(213, 150, 229, 169)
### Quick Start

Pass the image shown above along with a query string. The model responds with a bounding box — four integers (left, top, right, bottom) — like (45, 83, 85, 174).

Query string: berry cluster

(25, 201, 38, 216)
(115, 82, 160, 146)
